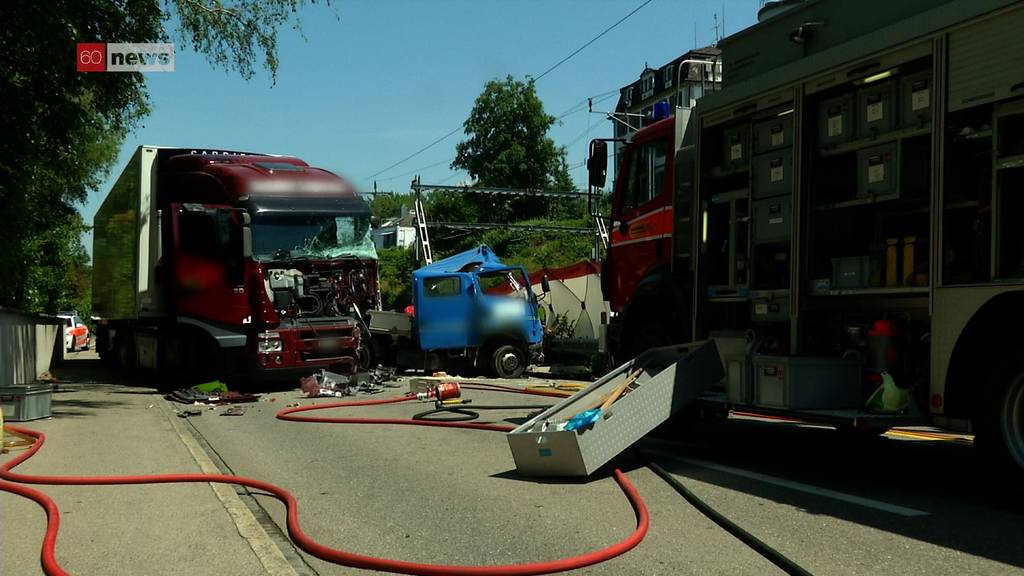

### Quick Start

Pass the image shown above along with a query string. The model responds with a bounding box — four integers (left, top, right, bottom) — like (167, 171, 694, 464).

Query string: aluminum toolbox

(0, 383, 53, 422)
(722, 126, 749, 172)
(752, 148, 793, 199)
(856, 81, 897, 137)
(753, 355, 863, 410)
(818, 94, 854, 146)
(753, 114, 793, 154)
(857, 143, 898, 197)
(900, 71, 932, 128)
(753, 196, 791, 244)
(507, 341, 723, 477)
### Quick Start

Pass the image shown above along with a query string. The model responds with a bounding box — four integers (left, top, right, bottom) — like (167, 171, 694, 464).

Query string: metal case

(857, 143, 898, 197)
(752, 148, 793, 199)
(507, 341, 723, 477)
(722, 126, 750, 172)
(753, 196, 791, 243)
(818, 94, 854, 146)
(753, 114, 793, 154)
(856, 81, 896, 137)
(753, 356, 863, 409)
(0, 383, 53, 421)
(900, 71, 932, 128)
(751, 293, 789, 322)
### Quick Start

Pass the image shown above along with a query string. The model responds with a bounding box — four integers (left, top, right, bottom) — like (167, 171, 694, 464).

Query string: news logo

(77, 43, 106, 72)
(76, 43, 175, 73)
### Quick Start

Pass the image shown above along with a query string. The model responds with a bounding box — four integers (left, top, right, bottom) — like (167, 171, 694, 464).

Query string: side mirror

(240, 210, 252, 259)
(588, 140, 608, 189)
(541, 275, 551, 293)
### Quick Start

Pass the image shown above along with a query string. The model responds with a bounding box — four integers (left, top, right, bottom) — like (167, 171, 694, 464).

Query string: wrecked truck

(91, 146, 378, 383)
(367, 245, 546, 378)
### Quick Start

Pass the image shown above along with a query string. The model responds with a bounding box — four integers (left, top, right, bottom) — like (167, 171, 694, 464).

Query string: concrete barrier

(0, 308, 63, 386)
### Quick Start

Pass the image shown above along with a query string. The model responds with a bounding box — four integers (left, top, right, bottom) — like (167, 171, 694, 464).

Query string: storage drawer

(753, 197, 791, 243)
(857, 143, 898, 197)
(753, 356, 863, 410)
(752, 148, 792, 199)
(723, 126, 749, 171)
(753, 114, 793, 154)
(857, 81, 896, 137)
(819, 94, 854, 146)
(900, 71, 932, 128)
(751, 294, 789, 323)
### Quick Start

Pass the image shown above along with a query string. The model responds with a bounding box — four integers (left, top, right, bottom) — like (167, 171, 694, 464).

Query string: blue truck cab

(411, 245, 543, 377)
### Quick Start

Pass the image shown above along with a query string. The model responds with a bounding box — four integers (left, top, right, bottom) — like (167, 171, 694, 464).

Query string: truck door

(608, 135, 673, 311)
(415, 274, 474, 350)
(170, 203, 249, 325)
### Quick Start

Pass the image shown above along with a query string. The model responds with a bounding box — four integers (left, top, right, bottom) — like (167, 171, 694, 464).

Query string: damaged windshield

(252, 213, 378, 261)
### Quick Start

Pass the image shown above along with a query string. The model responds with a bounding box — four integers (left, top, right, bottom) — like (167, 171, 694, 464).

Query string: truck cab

(371, 246, 544, 378)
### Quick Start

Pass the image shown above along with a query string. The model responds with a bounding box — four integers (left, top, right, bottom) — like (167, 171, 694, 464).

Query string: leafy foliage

(371, 76, 597, 309)
(452, 76, 575, 222)
(0, 0, 329, 313)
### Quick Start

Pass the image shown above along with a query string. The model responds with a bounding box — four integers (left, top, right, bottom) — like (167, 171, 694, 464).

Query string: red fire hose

(1, 392, 649, 576)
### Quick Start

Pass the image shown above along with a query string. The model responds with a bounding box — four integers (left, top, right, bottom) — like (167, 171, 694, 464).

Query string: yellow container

(886, 238, 900, 286)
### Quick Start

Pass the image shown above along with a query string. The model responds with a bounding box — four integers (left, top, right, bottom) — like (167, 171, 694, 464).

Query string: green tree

(376, 246, 417, 310)
(452, 75, 574, 223)
(0, 0, 333, 313)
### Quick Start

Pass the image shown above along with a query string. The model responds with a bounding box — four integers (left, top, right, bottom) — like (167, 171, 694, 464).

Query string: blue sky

(83, 0, 758, 256)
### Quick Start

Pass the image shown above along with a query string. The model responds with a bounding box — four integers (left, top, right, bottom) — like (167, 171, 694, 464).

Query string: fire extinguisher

(867, 320, 902, 383)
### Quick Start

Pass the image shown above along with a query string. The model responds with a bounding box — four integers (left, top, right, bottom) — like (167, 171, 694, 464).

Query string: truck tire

(491, 344, 526, 379)
(994, 368, 1024, 471)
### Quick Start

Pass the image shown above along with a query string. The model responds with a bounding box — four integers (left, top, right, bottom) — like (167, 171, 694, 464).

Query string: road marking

(653, 453, 931, 517)
(161, 401, 299, 576)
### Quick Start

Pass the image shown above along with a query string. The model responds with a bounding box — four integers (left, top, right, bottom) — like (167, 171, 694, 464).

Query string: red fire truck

(92, 146, 378, 383)
(593, 0, 1024, 471)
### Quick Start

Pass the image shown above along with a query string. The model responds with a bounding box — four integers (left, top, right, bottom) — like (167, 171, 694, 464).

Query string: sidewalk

(0, 353, 283, 576)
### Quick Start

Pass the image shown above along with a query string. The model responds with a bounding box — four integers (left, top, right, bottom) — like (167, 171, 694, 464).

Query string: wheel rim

(499, 351, 520, 374)
(1002, 374, 1024, 468)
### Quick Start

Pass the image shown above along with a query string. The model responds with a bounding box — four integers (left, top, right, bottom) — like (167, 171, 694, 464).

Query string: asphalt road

(180, 375, 1024, 576)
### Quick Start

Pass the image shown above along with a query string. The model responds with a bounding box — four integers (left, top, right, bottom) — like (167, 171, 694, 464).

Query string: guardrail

(0, 308, 63, 386)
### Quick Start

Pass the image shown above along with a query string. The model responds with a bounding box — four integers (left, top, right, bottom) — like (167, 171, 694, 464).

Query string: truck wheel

(996, 370, 1024, 470)
(492, 344, 526, 379)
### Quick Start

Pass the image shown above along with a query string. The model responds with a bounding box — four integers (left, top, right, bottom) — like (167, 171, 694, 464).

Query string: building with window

(372, 205, 418, 250)
(612, 47, 723, 146)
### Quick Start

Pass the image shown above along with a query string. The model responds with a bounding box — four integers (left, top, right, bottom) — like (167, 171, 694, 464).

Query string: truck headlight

(258, 332, 283, 353)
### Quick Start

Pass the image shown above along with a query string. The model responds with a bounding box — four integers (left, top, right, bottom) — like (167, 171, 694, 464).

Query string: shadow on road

(643, 418, 1024, 569)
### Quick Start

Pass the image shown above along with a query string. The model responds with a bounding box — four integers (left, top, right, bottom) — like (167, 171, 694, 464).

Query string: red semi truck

(92, 146, 378, 383)
(594, 0, 1024, 471)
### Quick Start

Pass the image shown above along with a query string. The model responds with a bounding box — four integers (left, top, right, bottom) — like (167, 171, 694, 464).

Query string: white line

(655, 453, 930, 517)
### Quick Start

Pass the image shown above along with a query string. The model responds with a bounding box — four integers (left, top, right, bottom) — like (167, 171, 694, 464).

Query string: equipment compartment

(753, 355, 863, 410)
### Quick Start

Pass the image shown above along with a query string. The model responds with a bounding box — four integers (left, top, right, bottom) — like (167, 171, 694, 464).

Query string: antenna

(694, 21, 697, 49)
(722, 3, 726, 38)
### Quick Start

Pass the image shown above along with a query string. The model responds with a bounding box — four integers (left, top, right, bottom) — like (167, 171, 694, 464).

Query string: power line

(533, 0, 654, 81)
(365, 1, 651, 180)
(367, 126, 463, 180)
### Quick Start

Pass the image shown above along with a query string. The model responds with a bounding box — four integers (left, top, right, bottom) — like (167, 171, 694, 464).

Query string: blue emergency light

(653, 100, 672, 120)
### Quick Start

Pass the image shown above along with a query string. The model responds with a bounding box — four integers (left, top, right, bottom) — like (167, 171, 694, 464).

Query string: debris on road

(175, 408, 203, 418)
(221, 406, 246, 416)
(166, 385, 259, 405)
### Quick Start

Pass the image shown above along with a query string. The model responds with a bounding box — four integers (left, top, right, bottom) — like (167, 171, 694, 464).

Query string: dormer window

(663, 67, 673, 89)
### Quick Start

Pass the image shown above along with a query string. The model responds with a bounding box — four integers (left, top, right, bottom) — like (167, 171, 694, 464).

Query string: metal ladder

(595, 211, 609, 250)
(414, 196, 433, 265)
